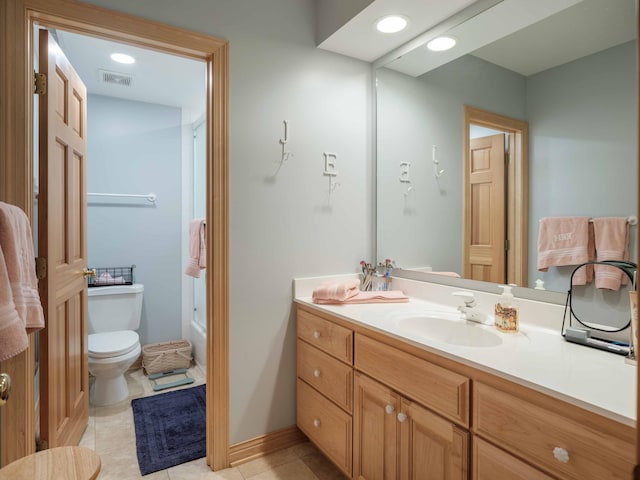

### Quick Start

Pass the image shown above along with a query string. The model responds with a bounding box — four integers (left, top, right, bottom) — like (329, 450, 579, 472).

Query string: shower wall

(87, 94, 183, 346)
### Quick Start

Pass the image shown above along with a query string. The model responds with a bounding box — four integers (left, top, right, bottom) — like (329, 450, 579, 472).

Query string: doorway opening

(0, 0, 228, 470)
(33, 23, 208, 438)
(463, 105, 528, 286)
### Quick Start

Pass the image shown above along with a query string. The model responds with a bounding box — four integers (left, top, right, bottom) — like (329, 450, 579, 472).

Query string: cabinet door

(354, 373, 399, 480)
(473, 437, 555, 480)
(399, 398, 468, 480)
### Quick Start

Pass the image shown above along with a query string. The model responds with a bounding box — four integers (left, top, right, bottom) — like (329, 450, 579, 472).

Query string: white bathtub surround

(293, 275, 637, 426)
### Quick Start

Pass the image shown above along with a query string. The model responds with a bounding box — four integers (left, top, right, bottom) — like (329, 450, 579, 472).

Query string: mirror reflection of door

(463, 106, 528, 286)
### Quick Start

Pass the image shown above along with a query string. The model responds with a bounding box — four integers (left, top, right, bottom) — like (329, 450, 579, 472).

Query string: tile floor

(80, 366, 348, 480)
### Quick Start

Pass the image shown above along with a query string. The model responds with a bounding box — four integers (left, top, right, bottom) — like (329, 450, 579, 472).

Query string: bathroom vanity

(294, 278, 636, 480)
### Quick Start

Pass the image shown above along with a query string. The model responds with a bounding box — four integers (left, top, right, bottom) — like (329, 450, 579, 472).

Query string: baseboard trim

(228, 425, 307, 466)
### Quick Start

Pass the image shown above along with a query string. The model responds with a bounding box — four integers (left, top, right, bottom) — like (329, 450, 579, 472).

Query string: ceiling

(321, 0, 636, 78)
(470, 0, 636, 77)
(51, 0, 636, 113)
(53, 29, 206, 120)
(317, 0, 481, 62)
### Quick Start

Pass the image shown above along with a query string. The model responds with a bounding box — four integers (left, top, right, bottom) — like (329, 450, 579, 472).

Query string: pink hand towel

(592, 217, 629, 290)
(537, 217, 594, 285)
(185, 219, 206, 278)
(431, 271, 461, 278)
(312, 279, 361, 303)
(0, 242, 29, 361)
(314, 290, 409, 305)
(0, 202, 44, 333)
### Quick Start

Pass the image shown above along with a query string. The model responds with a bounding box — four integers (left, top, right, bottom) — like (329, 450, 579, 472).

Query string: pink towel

(0, 202, 44, 335)
(431, 271, 461, 278)
(185, 219, 206, 278)
(312, 279, 361, 303)
(0, 243, 29, 361)
(537, 217, 594, 285)
(314, 290, 409, 305)
(592, 217, 629, 290)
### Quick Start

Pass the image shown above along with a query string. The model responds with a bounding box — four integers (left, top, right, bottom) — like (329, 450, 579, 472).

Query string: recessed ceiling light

(110, 53, 135, 64)
(375, 15, 409, 34)
(427, 36, 457, 52)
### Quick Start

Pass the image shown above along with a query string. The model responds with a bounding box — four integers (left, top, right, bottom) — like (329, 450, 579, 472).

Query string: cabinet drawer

(297, 379, 352, 477)
(355, 334, 469, 426)
(473, 437, 555, 480)
(474, 382, 634, 480)
(297, 308, 353, 364)
(297, 339, 353, 412)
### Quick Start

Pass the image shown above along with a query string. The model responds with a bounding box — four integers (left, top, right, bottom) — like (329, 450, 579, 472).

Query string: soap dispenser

(494, 285, 519, 333)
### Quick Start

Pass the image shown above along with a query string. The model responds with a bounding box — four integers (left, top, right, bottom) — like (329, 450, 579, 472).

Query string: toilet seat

(89, 330, 139, 359)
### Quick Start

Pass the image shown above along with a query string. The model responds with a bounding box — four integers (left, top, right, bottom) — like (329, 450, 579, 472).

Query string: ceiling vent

(99, 69, 133, 87)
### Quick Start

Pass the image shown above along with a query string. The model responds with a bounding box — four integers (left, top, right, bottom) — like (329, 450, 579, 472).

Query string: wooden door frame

(0, 0, 229, 470)
(463, 106, 528, 287)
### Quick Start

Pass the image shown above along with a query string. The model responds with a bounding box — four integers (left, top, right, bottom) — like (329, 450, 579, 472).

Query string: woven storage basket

(142, 339, 192, 374)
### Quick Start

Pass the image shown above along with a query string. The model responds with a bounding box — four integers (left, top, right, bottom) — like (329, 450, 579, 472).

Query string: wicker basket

(142, 339, 193, 374)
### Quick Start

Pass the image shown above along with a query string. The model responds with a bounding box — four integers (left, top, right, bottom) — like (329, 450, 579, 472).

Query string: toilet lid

(88, 331, 139, 358)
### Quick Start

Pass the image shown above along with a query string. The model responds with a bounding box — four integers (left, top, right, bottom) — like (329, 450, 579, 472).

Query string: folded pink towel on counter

(0, 202, 44, 334)
(0, 243, 29, 361)
(592, 217, 629, 290)
(537, 216, 594, 285)
(314, 290, 409, 305)
(312, 279, 361, 303)
(185, 219, 206, 278)
(431, 271, 461, 278)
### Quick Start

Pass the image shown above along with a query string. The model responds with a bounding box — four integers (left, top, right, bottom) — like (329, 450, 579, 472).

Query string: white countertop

(294, 275, 637, 427)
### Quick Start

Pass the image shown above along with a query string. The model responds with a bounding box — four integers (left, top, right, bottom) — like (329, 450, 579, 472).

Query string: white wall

(81, 0, 372, 444)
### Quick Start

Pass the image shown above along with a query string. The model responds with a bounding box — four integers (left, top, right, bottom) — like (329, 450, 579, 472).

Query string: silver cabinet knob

(313, 331, 321, 339)
(313, 419, 321, 428)
(385, 404, 395, 415)
(313, 369, 321, 378)
(0, 373, 11, 407)
(397, 412, 408, 423)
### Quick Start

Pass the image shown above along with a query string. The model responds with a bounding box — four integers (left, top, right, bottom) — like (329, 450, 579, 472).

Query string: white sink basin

(389, 312, 503, 348)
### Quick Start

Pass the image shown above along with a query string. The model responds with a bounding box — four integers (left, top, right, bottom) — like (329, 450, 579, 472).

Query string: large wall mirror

(377, 0, 637, 304)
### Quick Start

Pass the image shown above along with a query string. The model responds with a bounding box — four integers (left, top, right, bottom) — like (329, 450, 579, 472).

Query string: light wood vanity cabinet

(296, 307, 354, 477)
(353, 337, 469, 480)
(473, 382, 635, 480)
(473, 437, 555, 480)
(296, 305, 635, 480)
(353, 372, 468, 480)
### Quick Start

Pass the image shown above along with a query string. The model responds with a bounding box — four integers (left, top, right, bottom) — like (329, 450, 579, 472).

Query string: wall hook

(433, 145, 445, 178)
(275, 120, 293, 171)
(404, 185, 415, 197)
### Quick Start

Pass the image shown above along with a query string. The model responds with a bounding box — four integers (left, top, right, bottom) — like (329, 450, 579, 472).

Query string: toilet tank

(87, 284, 144, 334)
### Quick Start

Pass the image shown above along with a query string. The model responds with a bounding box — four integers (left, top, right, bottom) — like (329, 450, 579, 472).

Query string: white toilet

(87, 284, 144, 406)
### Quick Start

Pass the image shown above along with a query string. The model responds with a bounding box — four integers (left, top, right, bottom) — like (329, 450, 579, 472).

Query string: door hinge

(35, 257, 47, 280)
(505, 239, 510, 251)
(34, 72, 47, 95)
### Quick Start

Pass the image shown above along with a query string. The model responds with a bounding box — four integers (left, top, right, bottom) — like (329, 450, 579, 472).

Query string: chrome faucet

(452, 291, 489, 324)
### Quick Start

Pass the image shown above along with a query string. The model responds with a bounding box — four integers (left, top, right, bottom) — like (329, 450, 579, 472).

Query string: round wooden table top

(0, 446, 101, 480)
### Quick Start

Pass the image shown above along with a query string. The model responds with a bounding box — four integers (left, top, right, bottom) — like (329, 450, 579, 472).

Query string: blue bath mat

(132, 384, 206, 475)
